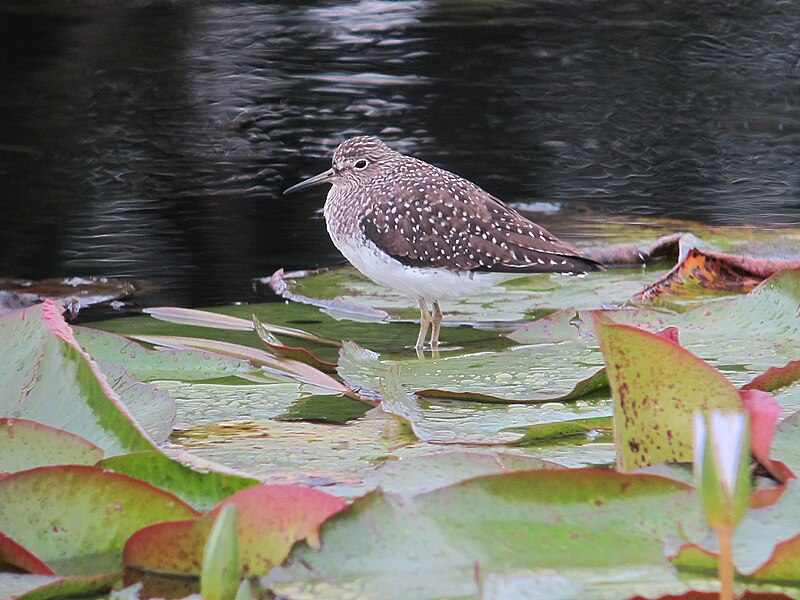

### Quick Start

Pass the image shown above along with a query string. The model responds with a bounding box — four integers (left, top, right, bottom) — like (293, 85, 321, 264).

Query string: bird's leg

(416, 298, 431, 350)
(430, 301, 443, 349)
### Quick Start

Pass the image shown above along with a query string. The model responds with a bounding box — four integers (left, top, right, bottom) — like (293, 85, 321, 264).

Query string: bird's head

(284, 136, 395, 195)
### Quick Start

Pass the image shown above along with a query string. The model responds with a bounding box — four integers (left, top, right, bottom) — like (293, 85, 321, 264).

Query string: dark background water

(2, 0, 799, 307)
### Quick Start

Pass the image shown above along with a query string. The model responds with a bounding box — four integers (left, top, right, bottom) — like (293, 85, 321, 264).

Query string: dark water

(2, 0, 799, 307)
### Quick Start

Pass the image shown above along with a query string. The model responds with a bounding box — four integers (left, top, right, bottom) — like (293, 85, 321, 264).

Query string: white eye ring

(354, 159, 368, 170)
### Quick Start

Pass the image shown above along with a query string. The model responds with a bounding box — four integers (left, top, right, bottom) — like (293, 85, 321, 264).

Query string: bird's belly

(334, 237, 513, 302)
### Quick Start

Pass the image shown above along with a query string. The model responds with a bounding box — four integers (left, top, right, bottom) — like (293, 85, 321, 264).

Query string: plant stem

(716, 524, 736, 600)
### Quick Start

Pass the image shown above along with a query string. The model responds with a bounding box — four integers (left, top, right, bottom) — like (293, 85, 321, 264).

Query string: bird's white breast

(332, 234, 513, 302)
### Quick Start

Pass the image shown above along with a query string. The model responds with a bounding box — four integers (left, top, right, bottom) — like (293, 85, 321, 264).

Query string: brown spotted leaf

(596, 319, 742, 470)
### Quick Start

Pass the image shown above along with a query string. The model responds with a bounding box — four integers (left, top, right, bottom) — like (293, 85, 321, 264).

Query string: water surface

(2, 0, 799, 307)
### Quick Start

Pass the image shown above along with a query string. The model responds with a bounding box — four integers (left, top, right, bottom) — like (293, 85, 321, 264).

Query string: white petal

(709, 411, 746, 496)
(692, 412, 707, 478)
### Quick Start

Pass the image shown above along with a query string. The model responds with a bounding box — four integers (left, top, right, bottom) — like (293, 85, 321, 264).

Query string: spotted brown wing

(359, 175, 604, 274)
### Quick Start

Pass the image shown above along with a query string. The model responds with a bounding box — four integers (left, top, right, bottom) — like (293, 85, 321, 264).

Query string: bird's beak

(283, 168, 336, 195)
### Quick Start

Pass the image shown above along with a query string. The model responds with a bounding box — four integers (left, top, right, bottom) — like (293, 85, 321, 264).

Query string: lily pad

(74, 326, 253, 382)
(156, 380, 348, 429)
(124, 485, 347, 577)
(0, 530, 54, 575)
(168, 408, 605, 498)
(361, 451, 562, 496)
(338, 341, 606, 403)
(0, 301, 154, 456)
(266, 470, 707, 600)
(0, 419, 103, 473)
(604, 269, 800, 386)
(0, 465, 198, 575)
(133, 335, 351, 395)
(379, 365, 612, 445)
(0, 572, 120, 600)
(673, 480, 800, 581)
(96, 451, 259, 512)
(596, 320, 742, 470)
(269, 264, 658, 325)
(634, 248, 800, 302)
(93, 362, 176, 444)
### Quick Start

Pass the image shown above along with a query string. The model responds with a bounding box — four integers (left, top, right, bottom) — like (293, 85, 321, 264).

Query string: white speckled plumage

(285, 136, 604, 350)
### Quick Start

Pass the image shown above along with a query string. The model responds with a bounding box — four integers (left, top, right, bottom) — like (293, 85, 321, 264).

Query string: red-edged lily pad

(0, 301, 155, 456)
(0, 531, 54, 575)
(0, 465, 198, 576)
(596, 320, 742, 470)
(0, 418, 103, 474)
(124, 485, 347, 577)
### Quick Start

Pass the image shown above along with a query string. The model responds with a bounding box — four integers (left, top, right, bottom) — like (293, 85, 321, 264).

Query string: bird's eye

(354, 159, 368, 170)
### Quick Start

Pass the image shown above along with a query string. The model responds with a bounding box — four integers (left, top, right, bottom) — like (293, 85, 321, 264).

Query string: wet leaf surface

(0, 465, 198, 576)
(96, 451, 259, 512)
(0, 301, 155, 456)
(0, 419, 103, 474)
(74, 326, 253, 382)
(266, 470, 706, 600)
(596, 321, 742, 470)
(4, 225, 796, 598)
(124, 485, 347, 577)
(0, 572, 120, 600)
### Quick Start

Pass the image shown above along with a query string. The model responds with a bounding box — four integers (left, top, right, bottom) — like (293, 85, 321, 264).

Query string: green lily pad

(0, 301, 155, 456)
(155, 380, 346, 429)
(272, 265, 657, 325)
(673, 480, 800, 581)
(0, 419, 103, 473)
(276, 394, 372, 424)
(266, 470, 707, 600)
(0, 530, 54, 575)
(0, 465, 198, 575)
(168, 407, 609, 498)
(361, 451, 562, 496)
(124, 485, 347, 577)
(0, 572, 120, 600)
(93, 362, 175, 444)
(602, 270, 800, 387)
(380, 365, 612, 445)
(338, 341, 606, 403)
(96, 451, 259, 512)
(74, 326, 253, 382)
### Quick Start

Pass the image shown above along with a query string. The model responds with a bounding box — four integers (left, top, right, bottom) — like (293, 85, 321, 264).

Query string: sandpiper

(285, 136, 604, 349)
